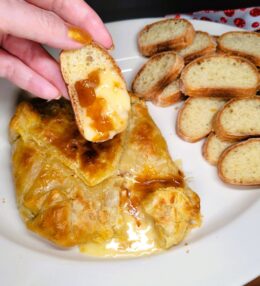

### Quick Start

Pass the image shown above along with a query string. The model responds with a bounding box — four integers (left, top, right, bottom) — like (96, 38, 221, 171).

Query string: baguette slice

(218, 138, 260, 186)
(202, 132, 235, 165)
(218, 31, 260, 66)
(178, 31, 216, 63)
(60, 43, 130, 142)
(152, 79, 182, 107)
(180, 55, 259, 97)
(132, 51, 184, 99)
(176, 97, 227, 142)
(214, 97, 260, 140)
(138, 18, 195, 57)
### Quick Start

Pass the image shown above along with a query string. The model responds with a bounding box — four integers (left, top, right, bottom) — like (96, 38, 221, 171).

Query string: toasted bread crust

(176, 97, 217, 142)
(60, 42, 129, 142)
(202, 132, 236, 165)
(217, 138, 260, 186)
(132, 51, 184, 100)
(213, 97, 260, 141)
(152, 90, 182, 107)
(138, 19, 195, 57)
(218, 31, 260, 66)
(181, 32, 217, 63)
(180, 54, 259, 97)
(183, 45, 216, 63)
(202, 132, 217, 165)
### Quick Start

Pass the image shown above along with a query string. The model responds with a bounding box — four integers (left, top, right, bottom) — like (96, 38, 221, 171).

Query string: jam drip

(75, 70, 114, 141)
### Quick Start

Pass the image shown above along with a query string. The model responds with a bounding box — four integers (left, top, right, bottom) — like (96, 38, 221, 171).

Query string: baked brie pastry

(9, 97, 201, 256)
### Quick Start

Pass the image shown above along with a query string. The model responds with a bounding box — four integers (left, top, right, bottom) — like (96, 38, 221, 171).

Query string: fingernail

(68, 26, 92, 45)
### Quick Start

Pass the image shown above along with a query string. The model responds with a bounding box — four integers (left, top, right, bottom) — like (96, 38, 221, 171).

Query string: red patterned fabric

(166, 7, 260, 31)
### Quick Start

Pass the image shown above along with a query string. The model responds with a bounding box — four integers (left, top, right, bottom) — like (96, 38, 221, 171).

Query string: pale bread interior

(139, 19, 189, 46)
(133, 52, 180, 94)
(219, 139, 260, 185)
(219, 98, 260, 137)
(183, 56, 258, 89)
(204, 133, 234, 165)
(160, 80, 180, 98)
(179, 31, 215, 58)
(219, 32, 260, 59)
(178, 97, 226, 141)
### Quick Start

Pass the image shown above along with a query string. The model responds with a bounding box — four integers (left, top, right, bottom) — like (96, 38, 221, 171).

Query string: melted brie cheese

(80, 69, 130, 142)
(80, 212, 161, 257)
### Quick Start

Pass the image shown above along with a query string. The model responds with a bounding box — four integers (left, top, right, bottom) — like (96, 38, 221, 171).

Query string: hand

(0, 0, 113, 100)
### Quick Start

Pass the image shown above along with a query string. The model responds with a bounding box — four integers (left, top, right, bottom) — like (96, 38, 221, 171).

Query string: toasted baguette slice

(60, 43, 130, 143)
(202, 132, 235, 165)
(214, 97, 260, 140)
(218, 31, 260, 66)
(178, 31, 216, 63)
(176, 97, 227, 142)
(138, 18, 195, 57)
(152, 79, 181, 107)
(132, 51, 184, 99)
(180, 55, 259, 97)
(218, 138, 260, 186)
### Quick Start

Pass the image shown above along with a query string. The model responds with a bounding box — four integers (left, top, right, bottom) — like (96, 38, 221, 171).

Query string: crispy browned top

(10, 99, 124, 186)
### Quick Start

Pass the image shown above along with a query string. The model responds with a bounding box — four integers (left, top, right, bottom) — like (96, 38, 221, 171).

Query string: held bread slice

(176, 97, 227, 142)
(132, 51, 184, 99)
(138, 18, 195, 57)
(152, 79, 182, 107)
(178, 31, 216, 63)
(202, 132, 235, 165)
(218, 138, 260, 186)
(180, 55, 259, 97)
(218, 31, 260, 66)
(214, 97, 260, 140)
(60, 43, 130, 143)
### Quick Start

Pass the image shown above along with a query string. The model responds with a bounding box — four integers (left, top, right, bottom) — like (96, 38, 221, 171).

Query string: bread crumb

(186, 249, 190, 254)
(2, 198, 6, 203)
(184, 242, 188, 246)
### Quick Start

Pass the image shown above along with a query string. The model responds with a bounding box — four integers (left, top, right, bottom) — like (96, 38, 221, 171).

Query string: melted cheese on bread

(60, 43, 131, 143)
(76, 68, 130, 142)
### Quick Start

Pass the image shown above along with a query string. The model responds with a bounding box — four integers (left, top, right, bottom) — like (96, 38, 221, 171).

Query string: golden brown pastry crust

(10, 99, 124, 187)
(9, 98, 201, 250)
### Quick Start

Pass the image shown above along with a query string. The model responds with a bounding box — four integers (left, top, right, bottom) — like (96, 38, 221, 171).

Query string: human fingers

(2, 34, 69, 99)
(26, 0, 113, 49)
(0, 49, 61, 100)
(0, 0, 81, 49)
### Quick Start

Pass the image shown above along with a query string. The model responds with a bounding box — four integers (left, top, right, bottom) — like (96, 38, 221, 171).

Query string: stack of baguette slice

(134, 18, 260, 186)
(134, 19, 218, 107)
(204, 98, 260, 185)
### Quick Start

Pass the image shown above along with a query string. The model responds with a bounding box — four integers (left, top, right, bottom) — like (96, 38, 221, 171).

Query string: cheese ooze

(81, 69, 130, 142)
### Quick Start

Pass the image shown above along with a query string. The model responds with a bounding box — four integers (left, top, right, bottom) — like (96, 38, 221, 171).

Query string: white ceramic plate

(0, 18, 259, 286)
